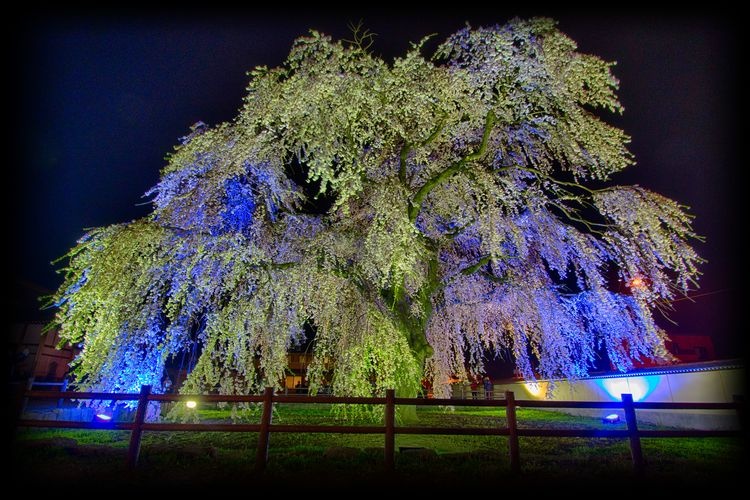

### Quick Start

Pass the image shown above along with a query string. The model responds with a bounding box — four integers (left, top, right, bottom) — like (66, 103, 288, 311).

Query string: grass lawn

(11, 403, 743, 492)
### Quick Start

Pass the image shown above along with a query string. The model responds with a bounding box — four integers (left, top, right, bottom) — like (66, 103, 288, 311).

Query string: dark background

(10, 9, 741, 359)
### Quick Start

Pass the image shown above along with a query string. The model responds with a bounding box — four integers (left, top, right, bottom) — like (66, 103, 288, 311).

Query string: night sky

(12, 11, 741, 357)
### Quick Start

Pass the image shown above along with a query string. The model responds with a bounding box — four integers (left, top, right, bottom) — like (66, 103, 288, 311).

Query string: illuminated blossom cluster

(51, 18, 700, 401)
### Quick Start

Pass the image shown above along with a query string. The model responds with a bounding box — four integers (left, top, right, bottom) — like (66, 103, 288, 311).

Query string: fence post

(384, 389, 395, 472)
(20, 377, 35, 417)
(622, 393, 644, 476)
(127, 385, 152, 469)
(733, 395, 744, 429)
(255, 387, 274, 473)
(505, 391, 520, 473)
(9, 382, 27, 440)
(57, 378, 68, 409)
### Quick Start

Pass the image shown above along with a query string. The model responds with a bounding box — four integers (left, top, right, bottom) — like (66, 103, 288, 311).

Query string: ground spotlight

(602, 413, 620, 424)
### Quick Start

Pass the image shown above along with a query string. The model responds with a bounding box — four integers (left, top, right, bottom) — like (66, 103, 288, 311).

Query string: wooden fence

(13, 385, 744, 475)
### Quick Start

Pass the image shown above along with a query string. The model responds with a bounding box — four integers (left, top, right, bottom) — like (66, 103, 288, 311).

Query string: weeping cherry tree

(50, 18, 701, 403)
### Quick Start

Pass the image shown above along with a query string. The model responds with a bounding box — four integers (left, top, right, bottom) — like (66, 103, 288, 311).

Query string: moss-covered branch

(408, 110, 496, 222)
(460, 254, 491, 276)
(399, 113, 447, 185)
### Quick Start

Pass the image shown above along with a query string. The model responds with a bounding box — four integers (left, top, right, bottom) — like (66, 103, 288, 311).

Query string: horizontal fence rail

(12, 384, 744, 475)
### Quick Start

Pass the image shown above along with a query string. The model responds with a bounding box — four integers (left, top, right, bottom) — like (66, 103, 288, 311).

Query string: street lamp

(627, 276, 647, 291)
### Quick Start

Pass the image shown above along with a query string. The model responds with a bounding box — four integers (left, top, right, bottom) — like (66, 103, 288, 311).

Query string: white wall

(454, 366, 744, 430)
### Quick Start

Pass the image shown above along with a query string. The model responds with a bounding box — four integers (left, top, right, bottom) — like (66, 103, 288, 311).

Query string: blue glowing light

(597, 375, 660, 402)
(95, 413, 112, 422)
(602, 413, 620, 424)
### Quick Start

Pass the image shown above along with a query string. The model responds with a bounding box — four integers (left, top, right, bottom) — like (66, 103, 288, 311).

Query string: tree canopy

(50, 18, 701, 399)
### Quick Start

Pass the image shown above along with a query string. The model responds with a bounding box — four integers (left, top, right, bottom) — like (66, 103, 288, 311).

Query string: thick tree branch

(460, 254, 492, 276)
(480, 270, 508, 284)
(459, 254, 508, 284)
(399, 114, 447, 185)
(437, 252, 508, 292)
(264, 261, 297, 270)
(408, 111, 496, 222)
(420, 114, 447, 147)
(443, 219, 475, 239)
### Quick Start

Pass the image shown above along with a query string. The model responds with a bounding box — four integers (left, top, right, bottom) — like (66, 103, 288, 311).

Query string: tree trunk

(386, 257, 438, 423)
(396, 344, 429, 423)
(394, 319, 433, 424)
